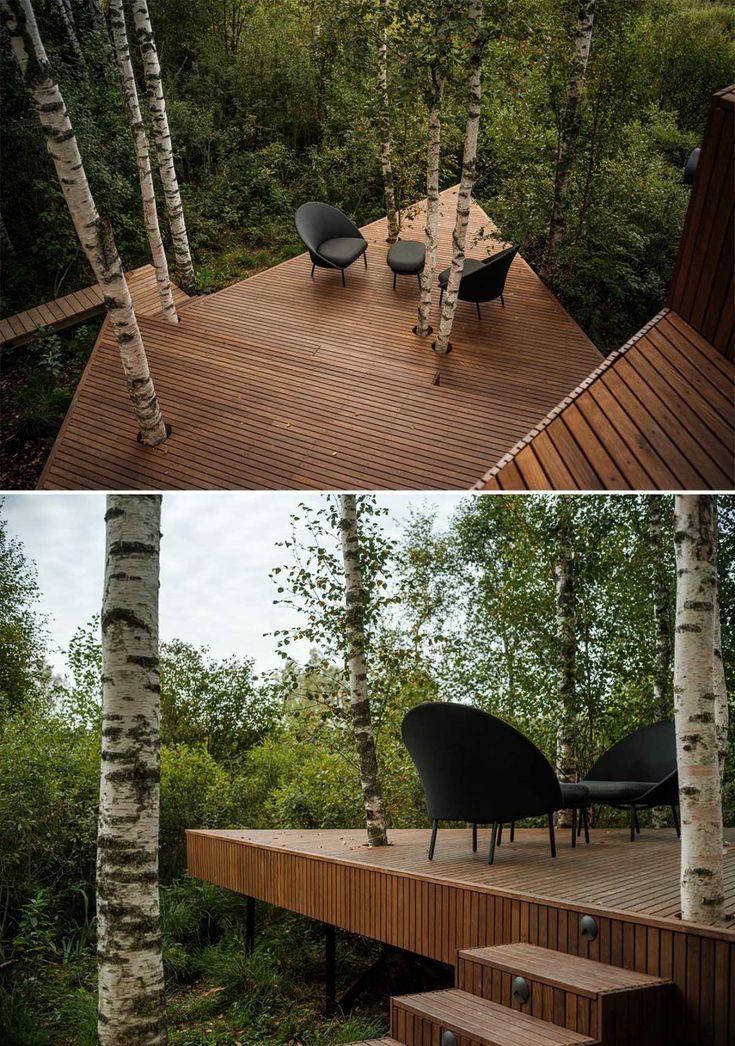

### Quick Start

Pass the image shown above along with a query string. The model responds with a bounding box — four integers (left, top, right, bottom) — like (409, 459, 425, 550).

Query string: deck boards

(0, 264, 187, 347)
(38, 188, 602, 490)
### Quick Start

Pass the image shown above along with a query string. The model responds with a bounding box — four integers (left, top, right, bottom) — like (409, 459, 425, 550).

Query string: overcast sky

(2, 493, 466, 678)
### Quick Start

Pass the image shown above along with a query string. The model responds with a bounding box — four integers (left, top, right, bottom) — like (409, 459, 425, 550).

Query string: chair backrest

(460, 245, 518, 302)
(294, 202, 361, 254)
(401, 701, 562, 824)
(585, 721, 676, 784)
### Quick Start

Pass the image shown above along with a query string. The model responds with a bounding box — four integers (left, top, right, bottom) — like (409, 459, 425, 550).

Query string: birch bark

(415, 3, 452, 337)
(540, 0, 595, 281)
(433, 0, 485, 355)
(377, 0, 399, 243)
(51, 0, 83, 60)
(132, 0, 197, 294)
(97, 494, 167, 1045)
(2, 0, 168, 447)
(673, 494, 725, 926)
(554, 496, 577, 826)
(109, 0, 178, 323)
(648, 494, 673, 827)
(339, 494, 389, 847)
(713, 505, 729, 787)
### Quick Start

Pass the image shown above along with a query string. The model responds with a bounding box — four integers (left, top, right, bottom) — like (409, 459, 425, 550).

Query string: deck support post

(325, 923, 337, 1017)
(245, 895, 255, 957)
(428, 819, 438, 860)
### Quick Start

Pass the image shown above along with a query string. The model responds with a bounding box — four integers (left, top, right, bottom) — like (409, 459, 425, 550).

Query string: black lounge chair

(438, 245, 518, 319)
(294, 202, 368, 287)
(578, 721, 679, 842)
(402, 702, 589, 864)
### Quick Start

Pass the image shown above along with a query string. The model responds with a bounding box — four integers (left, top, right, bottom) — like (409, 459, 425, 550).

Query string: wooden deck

(37, 188, 602, 490)
(0, 264, 187, 347)
(187, 827, 735, 1045)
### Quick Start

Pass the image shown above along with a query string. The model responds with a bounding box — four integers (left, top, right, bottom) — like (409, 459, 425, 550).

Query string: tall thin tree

(97, 494, 166, 1044)
(109, 0, 178, 323)
(415, 1, 453, 338)
(377, 0, 399, 243)
(713, 505, 729, 787)
(2, 0, 168, 447)
(132, 0, 197, 294)
(673, 494, 725, 926)
(51, 0, 83, 60)
(648, 494, 673, 827)
(339, 494, 389, 847)
(432, 0, 486, 355)
(554, 496, 577, 826)
(540, 0, 596, 281)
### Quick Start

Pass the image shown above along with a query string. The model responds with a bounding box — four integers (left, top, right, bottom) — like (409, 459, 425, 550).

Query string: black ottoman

(386, 240, 426, 290)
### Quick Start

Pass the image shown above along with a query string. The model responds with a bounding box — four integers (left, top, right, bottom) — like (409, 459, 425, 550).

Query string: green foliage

(0, 516, 50, 716)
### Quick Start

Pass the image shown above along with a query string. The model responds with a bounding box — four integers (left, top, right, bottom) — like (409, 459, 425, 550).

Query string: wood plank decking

(0, 264, 187, 348)
(187, 827, 735, 1045)
(38, 188, 602, 490)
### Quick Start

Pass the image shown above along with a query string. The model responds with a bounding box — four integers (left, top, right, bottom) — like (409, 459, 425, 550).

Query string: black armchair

(402, 702, 589, 864)
(579, 721, 679, 842)
(294, 202, 368, 287)
(438, 245, 518, 319)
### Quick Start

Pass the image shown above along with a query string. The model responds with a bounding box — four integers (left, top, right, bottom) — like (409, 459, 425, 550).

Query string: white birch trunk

(673, 494, 725, 926)
(415, 5, 452, 338)
(649, 494, 673, 827)
(339, 494, 389, 847)
(109, 0, 178, 324)
(713, 505, 729, 787)
(555, 496, 577, 827)
(97, 494, 167, 1045)
(2, 0, 168, 447)
(433, 0, 485, 355)
(540, 0, 595, 281)
(51, 0, 83, 60)
(378, 0, 399, 243)
(132, 0, 197, 295)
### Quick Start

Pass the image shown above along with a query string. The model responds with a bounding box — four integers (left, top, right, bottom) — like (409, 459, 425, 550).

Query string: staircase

(348, 943, 672, 1046)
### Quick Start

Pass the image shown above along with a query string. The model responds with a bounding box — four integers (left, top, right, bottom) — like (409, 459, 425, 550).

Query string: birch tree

(554, 496, 577, 826)
(713, 506, 729, 786)
(673, 494, 725, 926)
(51, 0, 83, 61)
(339, 494, 389, 847)
(2, 0, 168, 447)
(415, 1, 453, 338)
(648, 494, 673, 827)
(132, 0, 197, 294)
(97, 494, 166, 1044)
(540, 0, 596, 281)
(109, 0, 178, 324)
(377, 0, 399, 243)
(432, 0, 486, 356)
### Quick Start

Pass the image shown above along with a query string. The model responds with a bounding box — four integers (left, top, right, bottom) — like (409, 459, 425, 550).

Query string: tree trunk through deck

(554, 496, 577, 828)
(1, 0, 168, 448)
(648, 495, 674, 827)
(713, 507, 729, 789)
(97, 495, 167, 1045)
(339, 495, 388, 847)
(673, 495, 725, 926)
(132, 0, 197, 294)
(110, 0, 178, 324)
(378, 0, 399, 244)
(415, 3, 452, 338)
(540, 0, 596, 281)
(433, 0, 486, 355)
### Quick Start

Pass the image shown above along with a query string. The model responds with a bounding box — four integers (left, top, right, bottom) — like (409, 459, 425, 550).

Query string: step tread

(393, 989, 598, 1045)
(342, 1040, 402, 1045)
(459, 943, 669, 998)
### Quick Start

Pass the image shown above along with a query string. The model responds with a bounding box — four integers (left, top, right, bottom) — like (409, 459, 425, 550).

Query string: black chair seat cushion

(438, 257, 483, 286)
(580, 780, 657, 802)
(560, 782, 590, 805)
(317, 237, 367, 268)
(387, 240, 426, 274)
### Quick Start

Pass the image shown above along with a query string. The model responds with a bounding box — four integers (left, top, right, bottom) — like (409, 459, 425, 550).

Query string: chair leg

(488, 822, 498, 865)
(472, 823, 477, 853)
(311, 263, 315, 279)
(672, 804, 680, 838)
(475, 302, 482, 321)
(364, 252, 368, 269)
(341, 269, 346, 288)
(428, 819, 438, 860)
(439, 287, 444, 306)
(392, 272, 396, 291)
(571, 807, 577, 849)
(500, 292, 505, 307)
(634, 807, 641, 835)
(417, 274, 421, 287)
(497, 823, 503, 846)
(510, 821, 515, 842)
(583, 806, 590, 844)
(547, 813, 557, 858)
(629, 807, 636, 842)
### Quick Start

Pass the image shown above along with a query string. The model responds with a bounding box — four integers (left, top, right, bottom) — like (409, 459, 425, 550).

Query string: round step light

(512, 975, 530, 1005)
(441, 1031, 457, 1046)
(580, 914, 598, 941)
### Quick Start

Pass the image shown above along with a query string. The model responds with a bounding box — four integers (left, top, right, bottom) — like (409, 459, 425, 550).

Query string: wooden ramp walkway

(38, 188, 602, 490)
(0, 264, 188, 347)
(187, 827, 735, 1045)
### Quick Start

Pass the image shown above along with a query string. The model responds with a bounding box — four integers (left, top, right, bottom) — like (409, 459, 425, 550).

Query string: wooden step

(391, 989, 598, 1046)
(341, 1039, 402, 1046)
(457, 944, 672, 1045)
